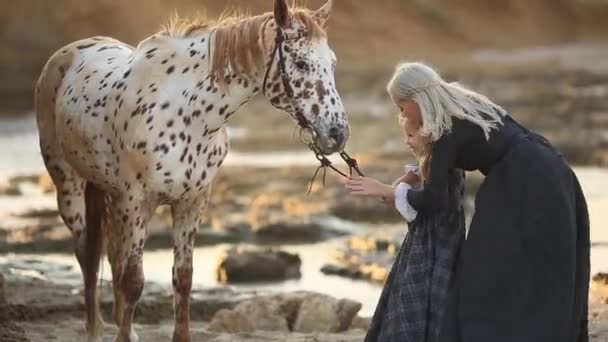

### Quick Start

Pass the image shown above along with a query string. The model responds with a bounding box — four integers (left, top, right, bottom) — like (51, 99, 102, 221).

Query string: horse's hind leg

(36, 43, 104, 340)
(170, 191, 209, 342)
(55, 173, 105, 340)
(105, 193, 152, 342)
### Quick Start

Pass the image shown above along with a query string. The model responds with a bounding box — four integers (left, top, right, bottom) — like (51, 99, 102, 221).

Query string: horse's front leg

(108, 194, 153, 342)
(170, 191, 208, 342)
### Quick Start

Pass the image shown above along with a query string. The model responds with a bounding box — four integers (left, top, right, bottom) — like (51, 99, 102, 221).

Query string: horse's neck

(155, 33, 263, 131)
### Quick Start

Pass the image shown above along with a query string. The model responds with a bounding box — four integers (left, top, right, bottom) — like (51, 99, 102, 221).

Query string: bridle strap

(263, 27, 308, 128)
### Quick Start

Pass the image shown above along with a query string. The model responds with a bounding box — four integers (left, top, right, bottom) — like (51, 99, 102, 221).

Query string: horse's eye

(295, 60, 309, 71)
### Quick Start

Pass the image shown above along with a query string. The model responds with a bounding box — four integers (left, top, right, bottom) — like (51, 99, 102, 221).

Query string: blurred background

(1, 1, 607, 340)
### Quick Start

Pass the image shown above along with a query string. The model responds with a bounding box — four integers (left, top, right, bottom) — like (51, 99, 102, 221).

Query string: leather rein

(261, 26, 364, 194)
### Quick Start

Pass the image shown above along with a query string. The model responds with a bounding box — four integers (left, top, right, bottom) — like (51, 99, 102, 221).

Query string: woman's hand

(345, 176, 395, 197)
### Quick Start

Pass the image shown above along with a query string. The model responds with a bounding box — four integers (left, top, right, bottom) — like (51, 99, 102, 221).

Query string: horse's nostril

(329, 126, 340, 140)
(328, 126, 343, 146)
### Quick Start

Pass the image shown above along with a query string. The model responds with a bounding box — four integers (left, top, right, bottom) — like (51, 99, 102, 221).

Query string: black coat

(409, 115, 590, 342)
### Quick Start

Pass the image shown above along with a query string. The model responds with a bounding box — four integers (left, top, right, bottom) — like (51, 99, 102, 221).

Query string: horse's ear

(273, 0, 292, 29)
(313, 0, 333, 27)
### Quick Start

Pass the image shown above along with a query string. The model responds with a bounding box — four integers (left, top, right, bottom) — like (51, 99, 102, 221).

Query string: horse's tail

(84, 182, 105, 327)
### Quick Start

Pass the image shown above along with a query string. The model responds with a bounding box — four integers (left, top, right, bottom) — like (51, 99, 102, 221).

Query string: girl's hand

(402, 171, 421, 186)
(345, 176, 394, 197)
(392, 172, 421, 187)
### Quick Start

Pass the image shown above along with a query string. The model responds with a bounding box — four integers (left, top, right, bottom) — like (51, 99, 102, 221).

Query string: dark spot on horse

(315, 81, 326, 102)
(77, 43, 96, 50)
(295, 78, 303, 88)
(166, 66, 175, 74)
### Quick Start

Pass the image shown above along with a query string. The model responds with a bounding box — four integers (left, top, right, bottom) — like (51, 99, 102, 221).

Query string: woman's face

(395, 98, 422, 124)
(394, 98, 427, 155)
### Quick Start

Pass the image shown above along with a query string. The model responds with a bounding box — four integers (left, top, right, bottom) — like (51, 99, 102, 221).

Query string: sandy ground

(3, 271, 608, 342)
(0, 271, 366, 342)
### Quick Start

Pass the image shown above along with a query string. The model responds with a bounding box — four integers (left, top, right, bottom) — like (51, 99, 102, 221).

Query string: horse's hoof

(82, 319, 104, 342)
(83, 335, 102, 342)
(113, 329, 139, 342)
(172, 330, 191, 342)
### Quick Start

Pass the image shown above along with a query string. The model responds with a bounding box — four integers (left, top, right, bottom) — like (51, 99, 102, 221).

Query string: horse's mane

(161, 7, 326, 85)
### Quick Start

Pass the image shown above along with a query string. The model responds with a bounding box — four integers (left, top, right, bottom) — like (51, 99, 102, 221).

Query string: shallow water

(0, 114, 345, 177)
(1, 114, 607, 317)
(4, 229, 400, 317)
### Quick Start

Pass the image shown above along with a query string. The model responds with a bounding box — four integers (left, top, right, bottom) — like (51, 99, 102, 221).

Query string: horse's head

(262, 0, 349, 155)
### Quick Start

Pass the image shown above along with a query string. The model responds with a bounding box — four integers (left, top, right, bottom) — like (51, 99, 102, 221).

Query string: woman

(346, 62, 590, 342)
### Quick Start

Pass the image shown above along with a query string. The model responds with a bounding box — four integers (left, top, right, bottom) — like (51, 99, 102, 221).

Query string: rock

(330, 196, 403, 223)
(208, 292, 363, 334)
(593, 273, 608, 284)
(215, 247, 301, 283)
(320, 264, 363, 280)
(16, 208, 59, 219)
(0, 273, 5, 304)
(293, 295, 361, 333)
(0, 178, 21, 196)
(210, 213, 253, 236)
(37, 173, 55, 193)
(591, 272, 608, 304)
(253, 218, 328, 242)
(7, 175, 39, 184)
(246, 191, 330, 242)
(349, 315, 372, 331)
(321, 235, 403, 284)
(347, 236, 398, 254)
(210, 207, 336, 243)
(207, 296, 289, 333)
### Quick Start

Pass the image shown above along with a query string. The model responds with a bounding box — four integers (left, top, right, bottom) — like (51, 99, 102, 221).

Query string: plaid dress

(364, 168, 466, 342)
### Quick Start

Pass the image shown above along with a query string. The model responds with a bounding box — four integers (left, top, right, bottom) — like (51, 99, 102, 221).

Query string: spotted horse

(34, 0, 350, 341)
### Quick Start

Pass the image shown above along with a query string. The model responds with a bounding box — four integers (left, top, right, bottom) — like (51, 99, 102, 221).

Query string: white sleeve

(394, 183, 418, 223)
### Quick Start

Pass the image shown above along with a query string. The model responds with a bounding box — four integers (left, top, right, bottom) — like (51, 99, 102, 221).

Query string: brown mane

(161, 7, 326, 86)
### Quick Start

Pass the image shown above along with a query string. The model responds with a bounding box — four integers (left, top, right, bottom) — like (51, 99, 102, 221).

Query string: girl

(346, 62, 590, 342)
(354, 105, 466, 341)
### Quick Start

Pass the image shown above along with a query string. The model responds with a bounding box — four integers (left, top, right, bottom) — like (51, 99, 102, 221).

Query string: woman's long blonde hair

(387, 62, 507, 142)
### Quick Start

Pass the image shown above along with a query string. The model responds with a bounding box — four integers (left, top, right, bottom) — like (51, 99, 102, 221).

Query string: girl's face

(394, 98, 428, 155)
(403, 118, 428, 156)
